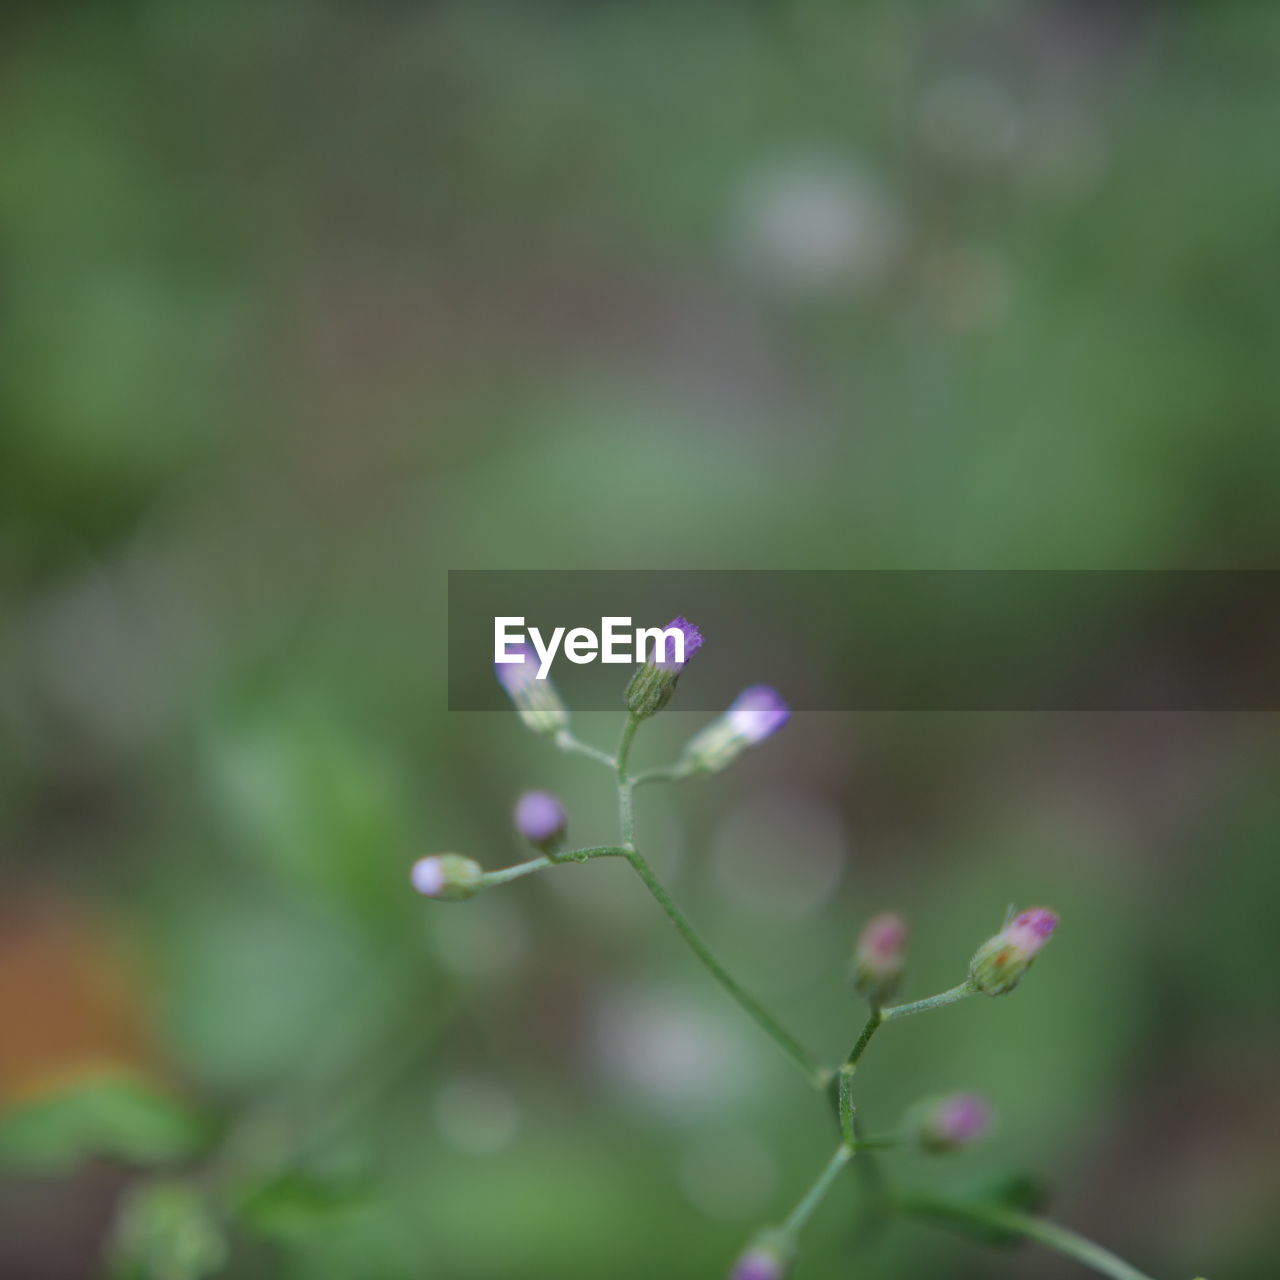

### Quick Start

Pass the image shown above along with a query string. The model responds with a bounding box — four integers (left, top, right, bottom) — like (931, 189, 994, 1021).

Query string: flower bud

(851, 911, 908, 1006)
(411, 854, 484, 901)
(727, 1230, 793, 1280)
(514, 790, 567, 853)
(624, 617, 703, 720)
(969, 906, 1058, 996)
(909, 1092, 993, 1154)
(680, 685, 790, 774)
(494, 642, 569, 736)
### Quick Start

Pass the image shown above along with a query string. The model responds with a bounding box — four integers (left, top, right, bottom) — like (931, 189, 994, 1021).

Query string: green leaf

(234, 1170, 372, 1243)
(109, 1180, 227, 1280)
(927, 1173, 1054, 1248)
(0, 1071, 212, 1174)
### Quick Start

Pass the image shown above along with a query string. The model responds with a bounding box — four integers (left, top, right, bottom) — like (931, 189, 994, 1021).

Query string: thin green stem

(838, 1069, 855, 1145)
(480, 846, 628, 887)
(553, 730, 616, 769)
(631, 764, 689, 787)
(615, 714, 640, 779)
(616, 715, 640, 846)
(899, 1194, 1158, 1280)
(844, 1010, 883, 1069)
(849, 1135, 906, 1151)
(881, 981, 976, 1021)
(783, 1145, 852, 1237)
(622, 848, 826, 1089)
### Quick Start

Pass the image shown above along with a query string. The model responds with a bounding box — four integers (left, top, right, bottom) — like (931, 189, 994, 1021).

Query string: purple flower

(730, 1250, 787, 1280)
(650, 616, 704, 672)
(494, 641, 568, 736)
(913, 1092, 994, 1154)
(970, 905, 1059, 996)
(410, 854, 484, 902)
(1006, 907, 1058, 955)
(726, 685, 790, 743)
(680, 683, 789, 774)
(726, 1233, 792, 1280)
(514, 790, 567, 850)
(626, 616, 704, 719)
(852, 911, 908, 1004)
(494, 642, 538, 694)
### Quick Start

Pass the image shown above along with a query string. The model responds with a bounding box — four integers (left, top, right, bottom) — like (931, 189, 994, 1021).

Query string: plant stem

(881, 981, 976, 1022)
(899, 1194, 1159, 1280)
(480, 846, 629, 887)
(621, 847, 825, 1089)
(616, 715, 640, 846)
(845, 1010, 883, 1069)
(783, 1144, 852, 1237)
(631, 764, 689, 787)
(554, 730, 616, 769)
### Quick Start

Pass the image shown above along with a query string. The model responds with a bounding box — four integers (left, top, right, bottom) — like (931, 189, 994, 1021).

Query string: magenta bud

(969, 906, 1059, 996)
(410, 854, 484, 901)
(730, 1251, 787, 1280)
(911, 1092, 994, 1154)
(625, 617, 703, 719)
(681, 685, 790, 773)
(727, 1230, 793, 1280)
(514, 790, 567, 851)
(852, 911, 908, 1006)
(494, 642, 568, 736)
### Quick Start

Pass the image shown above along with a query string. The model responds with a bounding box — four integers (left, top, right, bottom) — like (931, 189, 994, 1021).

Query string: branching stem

(899, 1194, 1159, 1280)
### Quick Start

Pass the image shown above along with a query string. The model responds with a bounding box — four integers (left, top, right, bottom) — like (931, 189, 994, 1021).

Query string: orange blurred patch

(0, 897, 157, 1106)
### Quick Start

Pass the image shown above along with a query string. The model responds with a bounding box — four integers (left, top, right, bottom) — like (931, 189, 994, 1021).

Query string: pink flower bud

(852, 911, 908, 1006)
(727, 1231, 793, 1280)
(514, 790, 567, 851)
(911, 1092, 994, 1154)
(969, 906, 1059, 996)
(411, 854, 484, 901)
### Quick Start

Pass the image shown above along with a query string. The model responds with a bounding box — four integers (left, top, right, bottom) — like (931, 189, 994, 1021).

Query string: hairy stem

(553, 729, 616, 769)
(899, 1194, 1158, 1280)
(623, 848, 826, 1088)
(783, 1144, 852, 1237)
(481, 846, 629, 887)
(881, 981, 976, 1021)
(616, 715, 640, 846)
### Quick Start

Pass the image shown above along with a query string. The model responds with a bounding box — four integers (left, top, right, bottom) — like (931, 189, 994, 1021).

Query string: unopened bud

(624, 617, 702, 720)
(969, 906, 1058, 996)
(727, 1230, 793, 1280)
(494, 643, 569, 736)
(514, 790, 567, 853)
(909, 1092, 993, 1154)
(852, 911, 908, 1006)
(411, 854, 484, 901)
(681, 685, 790, 774)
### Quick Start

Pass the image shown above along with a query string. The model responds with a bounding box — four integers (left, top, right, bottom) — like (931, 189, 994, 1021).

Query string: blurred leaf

(235, 1169, 372, 1242)
(206, 695, 414, 928)
(907, 1173, 1052, 1249)
(0, 1070, 212, 1174)
(109, 1180, 226, 1280)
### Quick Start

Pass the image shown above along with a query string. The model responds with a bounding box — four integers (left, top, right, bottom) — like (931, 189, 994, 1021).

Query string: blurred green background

(1, 1, 1278, 1277)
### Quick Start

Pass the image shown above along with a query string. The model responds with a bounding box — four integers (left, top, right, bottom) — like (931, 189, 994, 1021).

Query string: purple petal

(726, 685, 790, 743)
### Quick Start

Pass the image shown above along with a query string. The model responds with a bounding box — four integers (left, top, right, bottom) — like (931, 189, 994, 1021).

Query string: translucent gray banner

(448, 571, 1280, 711)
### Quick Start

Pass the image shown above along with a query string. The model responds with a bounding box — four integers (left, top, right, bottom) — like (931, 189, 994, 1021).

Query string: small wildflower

(514, 790, 567, 853)
(851, 911, 908, 1006)
(969, 906, 1058, 996)
(681, 685, 790, 774)
(624, 617, 703, 720)
(494, 642, 569, 736)
(909, 1092, 994, 1154)
(411, 854, 484, 902)
(728, 1229, 793, 1280)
